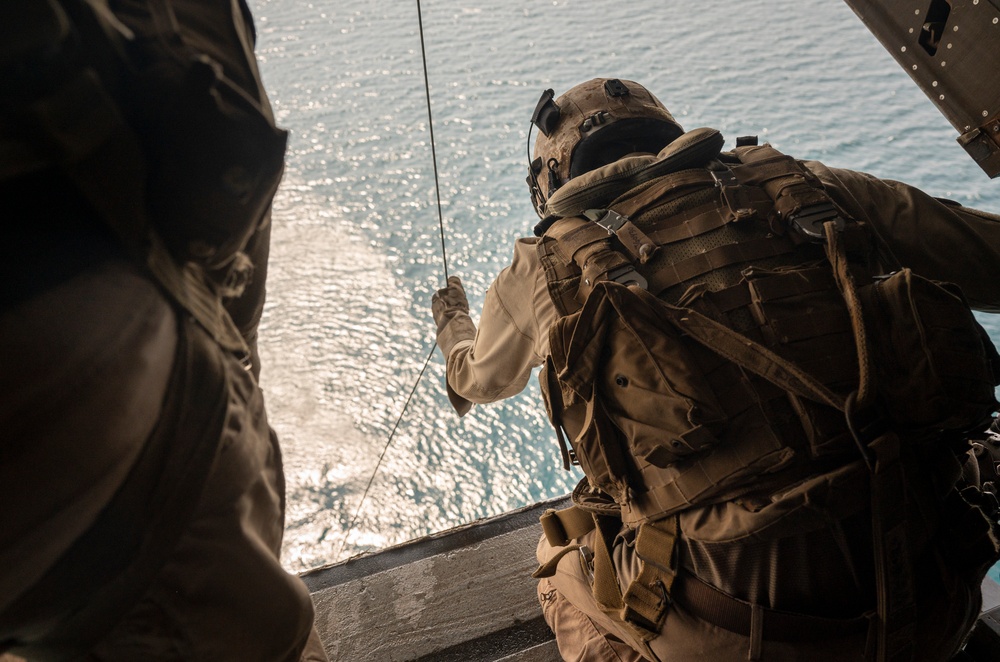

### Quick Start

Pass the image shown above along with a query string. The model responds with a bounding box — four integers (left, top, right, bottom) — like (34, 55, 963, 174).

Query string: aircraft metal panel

(843, 0, 1000, 176)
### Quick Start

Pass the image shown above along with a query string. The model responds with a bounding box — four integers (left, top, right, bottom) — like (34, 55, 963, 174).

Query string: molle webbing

(642, 234, 795, 297)
(641, 199, 768, 246)
(731, 145, 834, 228)
(535, 507, 678, 641)
(610, 169, 720, 218)
(539, 143, 872, 518)
(543, 166, 798, 305)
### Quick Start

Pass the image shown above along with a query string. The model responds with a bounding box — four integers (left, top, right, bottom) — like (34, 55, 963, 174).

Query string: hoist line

(335, 344, 438, 561)
(417, 0, 450, 282)
(336, 0, 450, 561)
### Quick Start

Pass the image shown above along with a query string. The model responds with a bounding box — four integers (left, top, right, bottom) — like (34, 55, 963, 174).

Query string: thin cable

(336, 344, 438, 561)
(416, 0, 449, 281)
(337, 1, 450, 560)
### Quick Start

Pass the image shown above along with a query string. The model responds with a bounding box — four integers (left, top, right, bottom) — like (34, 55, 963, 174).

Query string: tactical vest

(535, 129, 1000, 526)
(532, 131, 1000, 658)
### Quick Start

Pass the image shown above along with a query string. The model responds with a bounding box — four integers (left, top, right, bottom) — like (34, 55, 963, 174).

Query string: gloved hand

(432, 276, 477, 358)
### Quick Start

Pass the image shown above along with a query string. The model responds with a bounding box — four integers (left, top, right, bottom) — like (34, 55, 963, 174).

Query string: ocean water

(243, 0, 1000, 572)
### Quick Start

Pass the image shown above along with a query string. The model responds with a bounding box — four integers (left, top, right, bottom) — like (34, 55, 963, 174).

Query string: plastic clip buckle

(608, 265, 648, 290)
(788, 203, 845, 242)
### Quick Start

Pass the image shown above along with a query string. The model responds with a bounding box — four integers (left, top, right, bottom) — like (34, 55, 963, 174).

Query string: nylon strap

(823, 222, 875, 409)
(628, 425, 790, 523)
(607, 169, 719, 218)
(764, 309, 851, 345)
(630, 285, 846, 412)
(672, 571, 872, 643)
(581, 209, 660, 265)
(823, 219, 912, 662)
(590, 515, 625, 611)
(644, 199, 770, 247)
(551, 217, 613, 263)
(748, 266, 835, 302)
(621, 517, 678, 631)
(530, 544, 582, 579)
(732, 147, 830, 220)
(646, 235, 798, 297)
(539, 505, 598, 547)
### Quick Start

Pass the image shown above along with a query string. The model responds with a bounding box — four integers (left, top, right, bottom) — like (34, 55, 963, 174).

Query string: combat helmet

(527, 78, 684, 217)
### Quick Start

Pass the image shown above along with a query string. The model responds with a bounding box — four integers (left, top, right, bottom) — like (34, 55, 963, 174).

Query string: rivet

(901, 45, 907, 52)
(984, 110, 990, 117)
(584, 278, 591, 286)
(932, 80, 938, 87)
(912, 64, 918, 70)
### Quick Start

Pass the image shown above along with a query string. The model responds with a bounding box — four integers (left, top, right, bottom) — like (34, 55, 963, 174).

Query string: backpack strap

(733, 144, 846, 241)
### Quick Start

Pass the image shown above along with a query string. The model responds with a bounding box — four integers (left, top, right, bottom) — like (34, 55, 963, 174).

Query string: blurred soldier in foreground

(433, 78, 1000, 661)
(0, 1, 327, 659)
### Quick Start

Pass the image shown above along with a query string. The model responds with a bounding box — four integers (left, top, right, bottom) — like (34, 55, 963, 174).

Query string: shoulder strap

(608, 282, 847, 412)
(732, 144, 845, 241)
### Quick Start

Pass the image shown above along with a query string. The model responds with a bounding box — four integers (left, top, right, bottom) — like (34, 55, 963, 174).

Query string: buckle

(607, 265, 648, 290)
(582, 208, 630, 235)
(788, 203, 845, 242)
(710, 168, 755, 222)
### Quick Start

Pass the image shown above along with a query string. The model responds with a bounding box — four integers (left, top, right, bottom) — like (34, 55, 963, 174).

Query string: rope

(336, 0, 451, 560)
(335, 344, 438, 561)
(417, 0, 450, 281)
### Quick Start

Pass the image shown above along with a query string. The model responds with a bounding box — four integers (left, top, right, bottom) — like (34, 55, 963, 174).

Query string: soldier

(0, 1, 326, 660)
(432, 78, 1000, 661)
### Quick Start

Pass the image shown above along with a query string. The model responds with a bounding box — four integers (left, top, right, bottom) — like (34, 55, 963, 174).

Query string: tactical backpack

(536, 130, 1000, 521)
(533, 130, 1000, 659)
(1, 0, 287, 355)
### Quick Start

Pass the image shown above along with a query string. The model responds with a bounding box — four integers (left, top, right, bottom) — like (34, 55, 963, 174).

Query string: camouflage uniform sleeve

(806, 161, 1000, 312)
(444, 238, 556, 413)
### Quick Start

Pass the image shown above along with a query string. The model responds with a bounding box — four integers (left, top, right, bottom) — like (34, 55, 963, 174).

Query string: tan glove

(432, 276, 477, 358)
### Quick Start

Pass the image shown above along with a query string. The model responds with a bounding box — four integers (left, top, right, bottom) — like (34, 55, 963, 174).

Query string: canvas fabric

(0, 260, 326, 661)
(0, 1, 327, 659)
(532, 141, 1000, 660)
